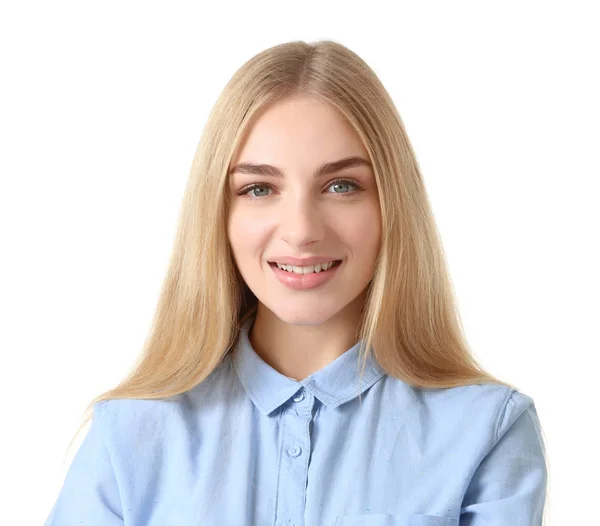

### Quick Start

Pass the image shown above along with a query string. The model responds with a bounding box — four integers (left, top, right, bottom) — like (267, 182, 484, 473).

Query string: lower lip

(269, 261, 342, 290)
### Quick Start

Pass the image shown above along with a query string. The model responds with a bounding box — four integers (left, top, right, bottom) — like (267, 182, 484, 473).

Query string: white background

(1, 1, 598, 524)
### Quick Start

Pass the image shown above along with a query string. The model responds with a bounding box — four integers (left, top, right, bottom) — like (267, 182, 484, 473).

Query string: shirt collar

(232, 314, 386, 416)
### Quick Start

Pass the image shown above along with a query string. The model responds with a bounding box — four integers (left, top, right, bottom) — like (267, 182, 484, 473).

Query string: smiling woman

(44, 40, 548, 526)
(227, 96, 381, 351)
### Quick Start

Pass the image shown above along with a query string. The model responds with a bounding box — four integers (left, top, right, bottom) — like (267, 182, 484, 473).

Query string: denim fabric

(45, 314, 547, 525)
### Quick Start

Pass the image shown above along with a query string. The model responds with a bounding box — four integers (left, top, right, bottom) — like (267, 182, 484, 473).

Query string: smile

(268, 260, 343, 290)
(273, 260, 341, 274)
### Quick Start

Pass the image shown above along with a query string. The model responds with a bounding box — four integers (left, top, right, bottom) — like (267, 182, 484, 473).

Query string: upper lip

(268, 256, 342, 266)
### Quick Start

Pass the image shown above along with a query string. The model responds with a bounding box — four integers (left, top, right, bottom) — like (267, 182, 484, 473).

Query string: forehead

(231, 96, 368, 166)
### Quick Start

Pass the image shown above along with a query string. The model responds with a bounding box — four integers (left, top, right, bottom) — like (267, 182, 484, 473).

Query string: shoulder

(96, 355, 239, 448)
(427, 382, 532, 427)
(430, 382, 536, 448)
(381, 377, 536, 448)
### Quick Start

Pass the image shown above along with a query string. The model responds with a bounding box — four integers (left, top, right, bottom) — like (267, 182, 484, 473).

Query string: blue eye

(235, 184, 271, 199)
(249, 186, 271, 198)
(327, 179, 357, 194)
(237, 178, 363, 200)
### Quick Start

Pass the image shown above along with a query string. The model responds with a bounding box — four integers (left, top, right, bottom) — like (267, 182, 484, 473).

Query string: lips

(269, 260, 342, 273)
(267, 256, 343, 266)
(269, 259, 343, 290)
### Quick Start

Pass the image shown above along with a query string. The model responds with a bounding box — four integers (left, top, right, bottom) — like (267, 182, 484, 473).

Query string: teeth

(275, 260, 338, 274)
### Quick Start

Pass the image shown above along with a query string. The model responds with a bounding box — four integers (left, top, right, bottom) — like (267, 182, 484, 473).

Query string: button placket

(275, 390, 314, 526)
(288, 446, 302, 457)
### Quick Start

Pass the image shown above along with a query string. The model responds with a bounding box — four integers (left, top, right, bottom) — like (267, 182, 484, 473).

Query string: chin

(266, 298, 347, 327)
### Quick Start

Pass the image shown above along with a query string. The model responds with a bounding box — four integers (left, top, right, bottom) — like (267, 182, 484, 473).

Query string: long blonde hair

(68, 39, 512, 452)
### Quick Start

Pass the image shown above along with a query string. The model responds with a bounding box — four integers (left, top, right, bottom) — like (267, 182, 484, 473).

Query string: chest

(116, 391, 477, 525)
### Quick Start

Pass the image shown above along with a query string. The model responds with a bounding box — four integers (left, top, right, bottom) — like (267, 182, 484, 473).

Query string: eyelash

(236, 178, 364, 201)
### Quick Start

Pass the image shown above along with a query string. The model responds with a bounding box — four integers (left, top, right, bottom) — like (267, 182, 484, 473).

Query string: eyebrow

(228, 156, 372, 178)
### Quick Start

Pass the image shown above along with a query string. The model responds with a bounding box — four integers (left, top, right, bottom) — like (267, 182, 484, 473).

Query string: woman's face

(227, 95, 381, 326)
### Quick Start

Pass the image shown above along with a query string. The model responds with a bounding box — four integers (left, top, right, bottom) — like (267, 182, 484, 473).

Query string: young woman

(45, 40, 548, 525)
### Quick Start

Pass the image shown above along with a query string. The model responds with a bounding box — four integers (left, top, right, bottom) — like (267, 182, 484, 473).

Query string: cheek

(339, 203, 381, 260)
(227, 210, 249, 261)
(227, 209, 271, 259)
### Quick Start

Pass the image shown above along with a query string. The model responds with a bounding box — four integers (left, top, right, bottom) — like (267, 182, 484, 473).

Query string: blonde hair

(68, 39, 514, 452)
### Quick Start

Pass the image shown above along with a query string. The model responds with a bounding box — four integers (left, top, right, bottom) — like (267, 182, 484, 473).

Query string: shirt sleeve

(44, 401, 124, 526)
(460, 390, 548, 526)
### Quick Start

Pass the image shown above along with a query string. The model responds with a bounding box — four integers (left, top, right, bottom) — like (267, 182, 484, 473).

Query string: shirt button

(288, 446, 302, 457)
(292, 390, 305, 402)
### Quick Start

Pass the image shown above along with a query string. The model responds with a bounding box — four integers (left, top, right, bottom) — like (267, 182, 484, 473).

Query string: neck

(248, 295, 366, 381)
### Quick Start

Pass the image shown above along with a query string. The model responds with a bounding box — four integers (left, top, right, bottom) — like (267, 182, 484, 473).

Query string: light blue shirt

(45, 315, 547, 525)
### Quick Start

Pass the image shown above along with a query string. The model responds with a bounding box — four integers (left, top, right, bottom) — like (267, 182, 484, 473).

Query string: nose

(278, 195, 325, 249)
